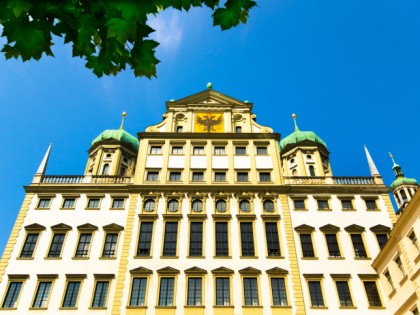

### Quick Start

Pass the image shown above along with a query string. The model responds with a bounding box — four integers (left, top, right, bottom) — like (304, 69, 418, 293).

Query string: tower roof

(388, 152, 418, 190)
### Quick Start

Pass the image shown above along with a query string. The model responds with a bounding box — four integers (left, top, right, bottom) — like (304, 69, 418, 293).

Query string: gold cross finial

(292, 113, 299, 131)
(120, 112, 127, 130)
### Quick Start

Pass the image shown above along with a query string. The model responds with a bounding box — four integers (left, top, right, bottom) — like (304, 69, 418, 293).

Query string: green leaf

(7, 0, 32, 17)
(212, 7, 239, 30)
(130, 39, 159, 78)
(106, 18, 136, 43)
(115, 2, 157, 22)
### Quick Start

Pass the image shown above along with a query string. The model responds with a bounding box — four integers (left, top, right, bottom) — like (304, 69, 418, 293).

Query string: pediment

(51, 223, 72, 231)
(184, 267, 207, 275)
(130, 267, 153, 275)
(103, 223, 124, 231)
(168, 89, 247, 107)
(294, 224, 315, 232)
(239, 267, 261, 275)
(157, 267, 180, 275)
(344, 224, 365, 232)
(24, 223, 46, 231)
(77, 223, 98, 231)
(369, 224, 391, 233)
(266, 267, 289, 275)
(319, 224, 340, 232)
(211, 267, 234, 275)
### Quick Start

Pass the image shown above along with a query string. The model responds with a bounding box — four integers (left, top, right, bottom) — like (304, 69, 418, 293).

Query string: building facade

(0, 88, 407, 314)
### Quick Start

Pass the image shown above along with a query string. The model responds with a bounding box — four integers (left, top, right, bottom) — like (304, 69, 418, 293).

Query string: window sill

(339, 306, 357, 309)
(72, 257, 89, 260)
(301, 257, 318, 260)
(294, 208, 308, 211)
(354, 257, 371, 260)
(399, 274, 408, 286)
(0, 307, 17, 310)
(126, 306, 147, 309)
(240, 256, 258, 259)
(271, 305, 291, 308)
(35, 208, 51, 210)
(328, 256, 344, 260)
(89, 307, 107, 310)
(310, 306, 328, 309)
(86, 208, 100, 210)
(110, 208, 124, 210)
(184, 305, 205, 308)
(60, 208, 76, 210)
(99, 257, 117, 260)
(366, 209, 380, 211)
(266, 256, 284, 259)
(368, 306, 385, 309)
(45, 257, 62, 260)
(59, 307, 78, 310)
(258, 181, 273, 184)
(16, 257, 34, 260)
(388, 288, 396, 298)
(213, 305, 234, 308)
(317, 209, 332, 211)
(213, 256, 232, 259)
(342, 208, 356, 211)
(235, 181, 251, 184)
(155, 306, 176, 309)
(29, 307, 48, 310)
(187, 256, 205, 259)
(160, 256, 179, 259)
(134, 256, 152, 259)
(414, 252, 420, 264)
(242, 305, 262, 308)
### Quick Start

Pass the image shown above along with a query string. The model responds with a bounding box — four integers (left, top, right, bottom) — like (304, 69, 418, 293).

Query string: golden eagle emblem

(194, 113, 224, 133)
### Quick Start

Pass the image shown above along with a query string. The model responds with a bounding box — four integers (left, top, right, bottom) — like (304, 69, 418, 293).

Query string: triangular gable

(211, 267, 234, 275)
(266, 267, 289, 275)
(103, 223, 124, 231)
(319, 224, 340, 232)
(344, 224, 365, 232)
(239, 267, 261, 275)
(369, 224, 391, 233)
(130, 267, 153, 275)
(77, 223, 98, 231)
(169, 89, 247, 107)
(184, 267, 207, 275)
(51, 223, 72, 231)
(157, 267, 180, 275)
(24, 223, 46, 231)
(294, 224, 315, 232)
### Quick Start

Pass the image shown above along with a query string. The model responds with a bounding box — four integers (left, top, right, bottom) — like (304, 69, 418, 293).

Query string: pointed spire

(364, 145, 380, 176)
(119, 112, 127, 130)
(292, 113, 299, 131)
(35, 144, 52, 175)
(389, 152, 404, 178)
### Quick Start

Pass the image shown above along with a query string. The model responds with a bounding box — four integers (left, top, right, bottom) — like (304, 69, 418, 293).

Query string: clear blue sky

(1, 1, 419, 255)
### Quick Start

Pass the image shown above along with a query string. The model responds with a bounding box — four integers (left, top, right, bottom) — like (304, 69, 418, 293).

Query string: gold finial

(292, 113, 299, 131)
(120, 112, 127, 130)
(388, 152, 393, 159)
(389, 152, 398, 167)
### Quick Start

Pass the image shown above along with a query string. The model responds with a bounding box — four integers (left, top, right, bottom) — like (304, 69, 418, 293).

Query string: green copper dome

(390, 177, 418, 190)
(91, 129, 139, 151)
(280, 130, 327, 151)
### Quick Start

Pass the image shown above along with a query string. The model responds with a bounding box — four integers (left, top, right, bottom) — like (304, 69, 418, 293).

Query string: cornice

(137, 132, 280, 141)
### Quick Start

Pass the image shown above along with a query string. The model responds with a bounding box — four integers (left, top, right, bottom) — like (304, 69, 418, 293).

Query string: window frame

(168, 171, 182, 182)
(36, 197, 52, 209)
(162, 221, 179, 257)
(61, 277, 84, 309)
(149, 145, 163, 155)
(61, 196, 78, 210)
(306, 278, 326, 308)
(111, 197, 126, 210)
(333, 278, 354, 308)
(350, 233, 369, 259)
(171, 146, 184, 155)
(316, 198, 330, 211)
(214, 171, 227, 182)
(364, 198, 379, 211)
(128, 277, 149, 307)
(214, 221, 230, 257)
(240, 221, 256, 257)
(186, 277, 203, 306)
(324, 233, 342, 258)
(146, 171, 159, 182)
(239, 199, 252, 213)
(46, 232, 66, 258)
(235, 146, 247, 155)
(259, 171, 271, 183)
(269, 276, 288, 306)
(299, 233, 316, 258)
(214, 276, 231, 306)
(192, 146, 205, 155)
(188, 221, 204, 257)
(31, 277, 56, 310)
(157, 277, 176, 307)
(292, 198, 306, 210)
(340, 198, 354, 210)
(101, 232, 119, 258)
(191, 171, 205, 182)
(213, 146, 226, 155)
(362, 280, 383, 308)
(265, 221, 282, 257)
(136, 221, 155, 257)
(263, 199, 276, 213)
(86, 197, 102, 210)
(256, 146, 268, 155)
(19, 232, 41, 259)
(90, 279, 111, 309)
(236, 171, 249, 182)
(242, 277, 260, 306)
(143, 199, 156, 212)
(1, 278, 26, 309)
(74, 232, 94, 258)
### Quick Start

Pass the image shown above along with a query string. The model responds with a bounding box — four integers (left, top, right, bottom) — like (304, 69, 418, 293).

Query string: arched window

(263, 200, 275, 213)
(102, 164, 110, 175)
(400, 189, 408, 201)
(239, 200, 251, 213)
(236, 126, 242, 133)
(216, 200, 227, 213)
(176, 126, 183, 133)
(167, 199, 179, 212)
(292, 169, 297, 176)
(119, 166, 127, 176)
(144, 199, 155, 212)
(192, 200, 203, 212)
(309, 165, 315, 177)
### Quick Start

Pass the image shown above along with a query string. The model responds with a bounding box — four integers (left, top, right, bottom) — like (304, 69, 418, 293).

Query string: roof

(279, 130, 327, 151)
(390, 177, 418, 190)
(91, 129, 139, 151)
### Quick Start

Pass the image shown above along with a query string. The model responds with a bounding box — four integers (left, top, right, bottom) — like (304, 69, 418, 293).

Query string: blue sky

(1, 0, 419, 254)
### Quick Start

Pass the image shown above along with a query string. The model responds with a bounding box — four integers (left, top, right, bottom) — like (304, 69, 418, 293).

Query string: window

(412, 307, 419, 315)
(75, 233, 92, 257)
(192, 172, 204, 182)
(187, 278, 202, 306)
(87, 198, 100, 209)
(20, 233, 39, 258)
(239, 200, 251, 213)
(214, 172, 226, 182)
(350, 234, 367, 258)
(335, 281, 353, 307)
(409, 231, 420, 253)
(308, 281, 324, 307)
(325, 234, 341, 257)
(193, 146, 204, 155)
(62, 281, 81, 308)
(102, 164, 110, 175)
(112, 198, 124, 209)
(158, 278, 174, 306)
(189, 222, 203, 256)
(376, 234, 388, 250)
(243, 278, 259, 306)
(240, 222, 255, 256)
(167, 199, 179, 212)
(235, 146, 246, 155)
(365, 199, 378, 210)
(317, 199, 329, 210)
(216, 200, 227, 213)
(191, 200, 203, 212)
(146, 171, 159, 181)
(341, 199, 353, 210)
(309, 165, 316, 177)
(129, 278, 147, 306)
(265, 222, 281, 256)
(263, 200, 275, 213)
(150, 146, 162, 154)
(235, 126, 242, 133)
(169, 172, 181, 181)
(47, 233, 65, 257)
(92, 281, 109, 308)
(384, 270, 394, 290)
(137, 222, 153, 256)
(171, 146, 183, 155)
(363, 281, 382, 307)
(259, 172, 271, 182)
(271, 278, 287, 306)
(256, 147, 267, 155)
(2, 282, 23, 308)
(395, 256, 406, 277)
(163, 222, 178, 256)
(237, 172, 249, 182)
(215, 278, 230, 305)
(300, 234, 315, 257)
(143, 199, 155, 212)
(62, 198, 75, 209)
(102, 233, 118, 257)
(400, 189, 408, 201)
(215, 222, 229, 256)
(37, 198, 51, 209)
(214, 146, 225, 155)
(176, 126, 183, 133)
(32, 281, 52, 308)
(293, 199, 305, 210)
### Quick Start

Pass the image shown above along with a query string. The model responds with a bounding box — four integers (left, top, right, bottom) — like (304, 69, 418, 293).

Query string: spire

(389, 152, 404, 178)
(292, 113, 299, 131)
(36, 144, 52, 175)
(119, 112, 127, 130)
(364, 145, 380, 176)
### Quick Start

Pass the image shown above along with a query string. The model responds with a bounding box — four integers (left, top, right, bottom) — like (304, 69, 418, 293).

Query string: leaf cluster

(0, 0, 256, 78)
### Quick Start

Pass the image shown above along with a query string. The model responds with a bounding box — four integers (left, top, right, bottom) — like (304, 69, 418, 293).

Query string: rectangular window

(137, 222, 153, 256)
(350, 234, 367, 258)
(102, 233, 118, 257)
(193, 146, 204, 155)
(62, 198, 75, 209)
(409, 231, 419, 253)
(20, 233, 39, 258)
(214, 172, 226, 182)
(235, 146, 246, 155)
(129, 278, 147, 306)
(384, 270, 394, 290)
(308, 281, 324, 307)
(300, 234, 315, 257)
(150, 146, 162, 154)
(187, 278, 202, 306)
(341, 199, 353, 210)
(75, 233, 92, 257)
(376, 234, 388, 250)
(169, 172, 181, 182)
(265, 222, 281, 256)
(214, 146, 225, 155)
(240, 222, 255, 256)
(192, 172, 204, 182)
(237, 172, 249, 182)
(62, 281, 81, 308)
(32, 281, 52, 308)
(2, 282, 23, 308)
(158, 278, 174, 306)
(171, 146, 183, 155)
(256, 147, 268, 155)
(395, 256, 406, 277)
(259, 172, 271, 182)
(293, 199, 305, 210)
(215, 222, 229, 256)
(243, 278, 259, 306)
(37, 198, 51, 209)
(146, 171, 159, 181)
(189, 222, 203, 256)
(365, 199, 378, 210)
(215, 278, 230, 306)
(317, 199, 329, 210)
(413, 308, 419, 315)
(163, 222, 178, 256)
(112, 198, 125, 209)
(92, 281, 109, 308)
(271, 278, 287, 306)
(87, 198, 100, 209)
(335, 281, 353, 307)
(363, 281, 382, 307)
(47, 233, 65, 257)
(325, 234, 341, 257)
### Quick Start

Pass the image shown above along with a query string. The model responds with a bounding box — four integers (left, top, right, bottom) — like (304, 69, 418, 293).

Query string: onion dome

(280, 114, 327, 151)
(389, 153, 417, 190)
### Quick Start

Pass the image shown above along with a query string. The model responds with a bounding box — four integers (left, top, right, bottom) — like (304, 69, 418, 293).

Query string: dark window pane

(240, 222, 255, 256)
(216, 200, 227, 212)
(102, 233, 118, 257)
(112, 199, 124, 208)
(294, 199, 305, 209)
(48, 233, 65, 257)
(159, 278, 174, 306)
(300, 234, 314, 257)
(137, 222, 153, 256)
(75, 233, 92, 257)
(20, 233, 39, 258)
(325, 234, 341, 257)
(308, 281, 324, 307)
(32, 282, 52, 308)
(62, 281, 81, 308)
(187, 278, 202, 306)
(243, 278, 259, 306)
(376, 234, 388, 250)
(271, 278, 287, 306)
(2, 282, 22, 308)
(363, 281, 382, 307)
(130, 278, 147, 306)
(87, 198, 100, 208)
(215, 222, 228, 256)
(351, 234, 367, 258)
(163, 222, 178, 256)
(189, 222, 203, 256)
(216, 278, 230, 306)
(336, 281, 353, 306)
(266, 223, 281, 256)
(92, 281, 109, 307)
(263, 200, 275, 212)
